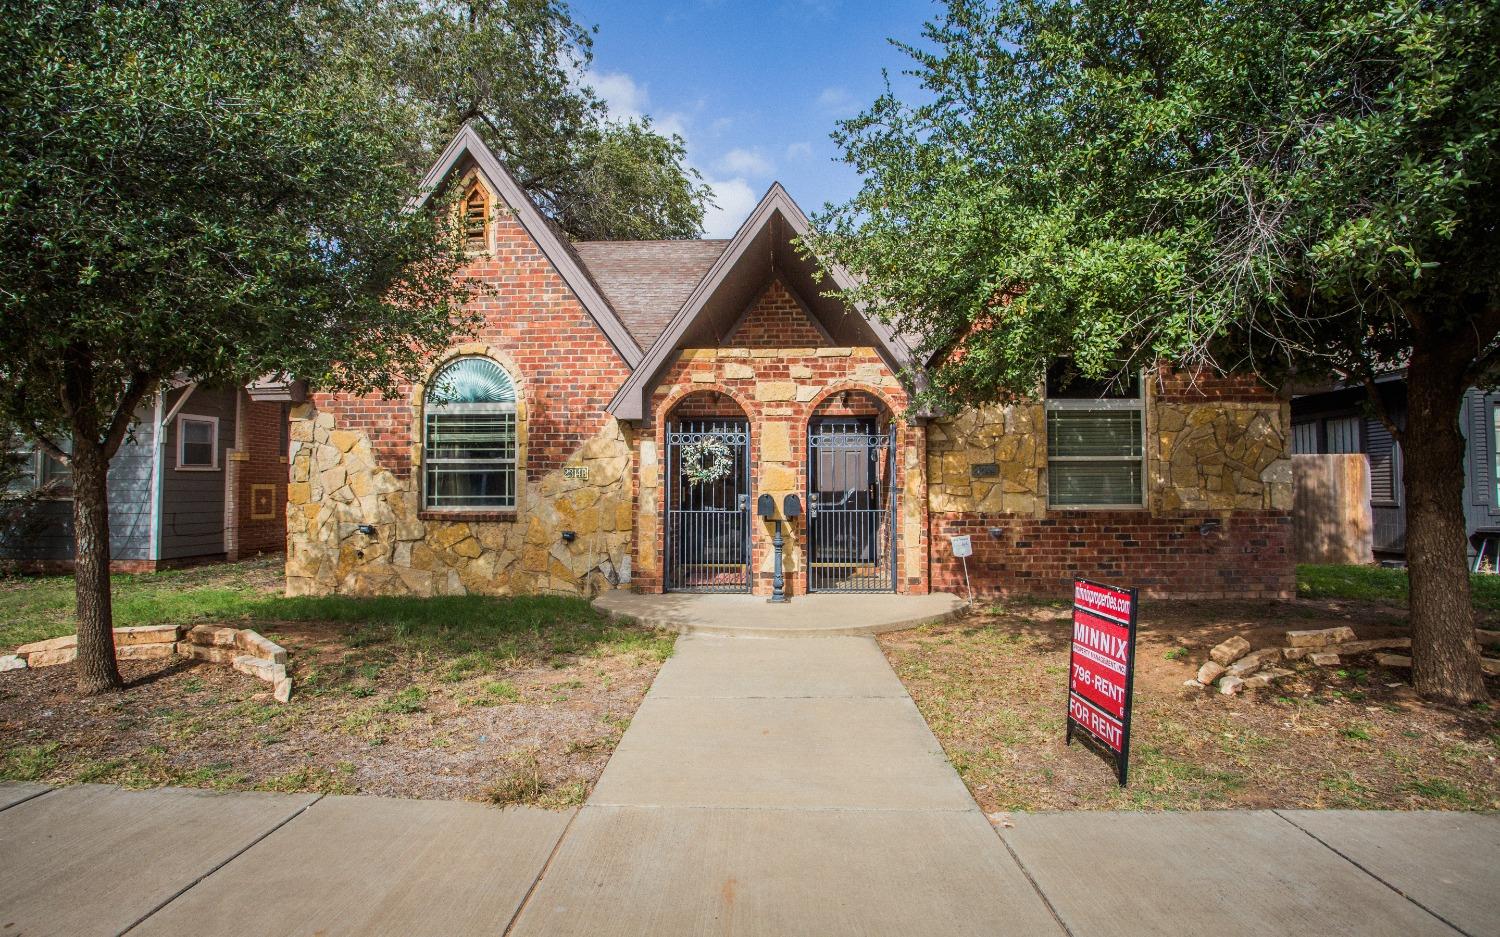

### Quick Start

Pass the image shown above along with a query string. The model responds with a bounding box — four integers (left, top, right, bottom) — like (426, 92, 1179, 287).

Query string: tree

(809, 0, 1499, 701)
(310, 0, 713, 239)
(0, 0, 478, 693)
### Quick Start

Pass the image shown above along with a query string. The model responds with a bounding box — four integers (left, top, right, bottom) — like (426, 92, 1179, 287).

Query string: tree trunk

(1402, 347, 1487, 703)
(71, 439, 122, 694)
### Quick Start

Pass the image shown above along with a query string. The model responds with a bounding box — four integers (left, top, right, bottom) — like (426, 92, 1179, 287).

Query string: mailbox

(756, 493, 776, 518)
(782, 493, 802, 518)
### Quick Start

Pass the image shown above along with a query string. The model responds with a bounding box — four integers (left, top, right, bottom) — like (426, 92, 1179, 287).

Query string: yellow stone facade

(284, 404, 634, 598)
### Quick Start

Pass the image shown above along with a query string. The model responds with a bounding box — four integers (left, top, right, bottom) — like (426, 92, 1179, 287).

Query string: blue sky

(571, 0, 938, 237)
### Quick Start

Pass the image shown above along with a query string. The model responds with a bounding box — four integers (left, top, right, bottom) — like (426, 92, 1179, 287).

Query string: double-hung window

(1045, 366, 1144, 508)
(423, 357, 518, 511)
(176, 415, 219, 470)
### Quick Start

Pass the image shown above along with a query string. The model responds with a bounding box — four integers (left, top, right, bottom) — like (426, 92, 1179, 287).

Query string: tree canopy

(810, 0, 1499, 702)
(0, 0, 479, 690)
(810, 0, 1500, 405)
(311, 0, 712, 240)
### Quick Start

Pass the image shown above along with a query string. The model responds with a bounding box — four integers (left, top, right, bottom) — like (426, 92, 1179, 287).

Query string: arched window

(462, 182, 489, 253)
(423, 357, 518, 510)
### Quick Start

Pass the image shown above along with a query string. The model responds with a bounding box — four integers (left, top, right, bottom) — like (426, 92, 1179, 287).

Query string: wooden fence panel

(1293, 454, 1373, 565)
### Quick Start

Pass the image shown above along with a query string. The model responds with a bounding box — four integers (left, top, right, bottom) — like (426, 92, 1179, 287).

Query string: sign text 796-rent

(1066, 579, 1138, 785)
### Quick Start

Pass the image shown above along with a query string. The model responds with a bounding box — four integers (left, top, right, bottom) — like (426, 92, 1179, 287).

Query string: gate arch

(662, 390, 752, 593)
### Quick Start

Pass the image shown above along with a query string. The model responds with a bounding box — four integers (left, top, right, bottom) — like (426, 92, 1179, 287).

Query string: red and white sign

(1066, 579, 1138, 784)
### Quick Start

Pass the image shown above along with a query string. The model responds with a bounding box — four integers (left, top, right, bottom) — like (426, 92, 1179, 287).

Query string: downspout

(148, 390, 165, 564)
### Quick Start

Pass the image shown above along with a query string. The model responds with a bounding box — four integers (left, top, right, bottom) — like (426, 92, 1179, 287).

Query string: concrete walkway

(593, 590, 967, 636)
(2, 634, 1496, 936)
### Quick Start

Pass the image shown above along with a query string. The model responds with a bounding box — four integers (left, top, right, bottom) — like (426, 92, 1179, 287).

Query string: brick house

(284, 126, 1294, 600)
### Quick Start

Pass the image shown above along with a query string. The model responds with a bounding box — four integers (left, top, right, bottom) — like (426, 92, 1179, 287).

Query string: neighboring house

(3, 384, 290, 571)
(1292, 376, 1500, 563)
(285, 126, 1295, 600)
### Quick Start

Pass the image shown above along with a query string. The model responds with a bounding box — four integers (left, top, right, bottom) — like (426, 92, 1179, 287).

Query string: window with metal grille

(1045, 366, 1144, 508)
(463, 184, 489, 253)
(423, 357, 517, 510)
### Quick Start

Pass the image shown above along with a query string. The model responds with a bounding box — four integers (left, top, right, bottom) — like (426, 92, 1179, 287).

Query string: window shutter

(1365, 416, 1398, 505)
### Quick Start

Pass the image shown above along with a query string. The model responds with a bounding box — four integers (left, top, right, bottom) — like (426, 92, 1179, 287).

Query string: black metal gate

(807, 419, 898, 592)
(665, 419, 751, 593)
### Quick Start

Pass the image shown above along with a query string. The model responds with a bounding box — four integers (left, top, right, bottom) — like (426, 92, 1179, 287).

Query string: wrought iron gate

(807, 419, 898, 592)
(665, 419, 751, 592)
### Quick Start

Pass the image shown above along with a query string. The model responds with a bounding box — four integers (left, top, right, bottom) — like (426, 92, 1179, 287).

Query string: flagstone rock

(1286, 626, 1357, 648)
(118, 643, 176, 661)
(114, 625, 182, 646)
(1196, 661, 1226, 685)
(1209, 635, 1251, 666)
(0, 655, 27, 671)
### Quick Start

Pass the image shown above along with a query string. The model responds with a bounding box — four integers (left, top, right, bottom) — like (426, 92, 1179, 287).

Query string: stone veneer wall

(285, 398, 633, 597)
(927, 369, 1294, 598)
(283, 171, 637, 598)
(633, 346, 927, 596)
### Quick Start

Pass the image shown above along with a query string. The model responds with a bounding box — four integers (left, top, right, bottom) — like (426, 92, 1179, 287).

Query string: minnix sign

(1066, 579, 1138, 785)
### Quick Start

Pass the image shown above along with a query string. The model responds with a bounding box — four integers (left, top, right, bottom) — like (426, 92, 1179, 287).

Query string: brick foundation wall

(227, 394, 288, 560)
(930, 511, 1294, 599)
(727, 279, 829, 348)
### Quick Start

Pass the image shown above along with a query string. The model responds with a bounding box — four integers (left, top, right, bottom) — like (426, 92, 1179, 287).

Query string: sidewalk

(1, 634, 1495, 936)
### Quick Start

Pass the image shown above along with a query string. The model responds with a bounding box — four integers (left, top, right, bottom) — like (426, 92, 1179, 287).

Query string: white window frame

(1045, 391, 1146, 511)
(175, 414, 220, 471)
(422, 402, 518, 511)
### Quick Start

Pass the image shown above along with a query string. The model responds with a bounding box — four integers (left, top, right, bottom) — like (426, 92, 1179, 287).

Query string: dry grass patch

(880, 597, 1498, 812)
(0, 559, 673, 805)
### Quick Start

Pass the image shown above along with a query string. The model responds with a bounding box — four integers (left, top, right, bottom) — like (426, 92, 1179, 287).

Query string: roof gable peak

(414, 124, 644, 368)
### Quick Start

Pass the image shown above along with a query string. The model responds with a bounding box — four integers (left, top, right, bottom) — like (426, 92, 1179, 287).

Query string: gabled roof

(573, 240, 729, 348)
(414, 125, 644, 368)
(606, 183, 917, 419)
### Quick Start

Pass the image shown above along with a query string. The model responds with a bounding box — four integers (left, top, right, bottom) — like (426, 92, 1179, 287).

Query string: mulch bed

(880, 598, 1500, 812)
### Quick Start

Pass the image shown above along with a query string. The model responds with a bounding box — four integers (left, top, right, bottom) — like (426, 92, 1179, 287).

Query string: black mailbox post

(761, 493, 792, 603)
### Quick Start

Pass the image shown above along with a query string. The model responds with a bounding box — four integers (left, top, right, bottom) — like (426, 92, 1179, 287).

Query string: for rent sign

(1066, 579, 1138, 785)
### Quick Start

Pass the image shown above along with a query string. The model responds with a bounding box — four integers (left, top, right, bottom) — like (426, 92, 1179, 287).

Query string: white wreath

(681, 434, 733, 485)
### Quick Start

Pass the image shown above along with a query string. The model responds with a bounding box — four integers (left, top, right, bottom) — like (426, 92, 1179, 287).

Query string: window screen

(179, 417, 216, 468)
(423, 357, 518, 510)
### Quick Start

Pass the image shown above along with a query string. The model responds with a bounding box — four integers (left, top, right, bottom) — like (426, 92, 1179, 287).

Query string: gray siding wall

(1, 409, 156, 563)
(1461, 388, 1500, 549)
(159, 385, 236, 561)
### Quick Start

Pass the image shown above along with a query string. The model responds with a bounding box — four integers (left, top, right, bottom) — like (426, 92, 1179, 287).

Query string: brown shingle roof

(573, 240, 730, 348)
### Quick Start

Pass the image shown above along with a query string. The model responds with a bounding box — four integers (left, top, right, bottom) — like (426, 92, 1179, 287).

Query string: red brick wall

(727, 279, 829, 348)
(229, 395, 289, 558)
(309, 211, 633, 482)
(1152, 363, 1278, 404)
(929, 511, 1293, 599)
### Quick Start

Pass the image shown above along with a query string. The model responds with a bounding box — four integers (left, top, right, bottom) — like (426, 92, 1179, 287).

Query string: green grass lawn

(1296, 564, 1500, 612)
(0, 556, 670, 665)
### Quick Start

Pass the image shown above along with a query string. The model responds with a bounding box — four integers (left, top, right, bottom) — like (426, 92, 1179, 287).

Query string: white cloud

(716, 148, 774, 178)
(702, 178, 758, 238)
(580, 67, 764, 238)
(585, 68, 688, 138)
(785, 141, 814, 161)
(587, 69, 648, 120)
(815, 86, 860, 117)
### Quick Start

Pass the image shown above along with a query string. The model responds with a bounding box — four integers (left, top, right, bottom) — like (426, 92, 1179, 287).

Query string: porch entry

(664, 418, 752, 593)
(807, 418, 898, 592)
